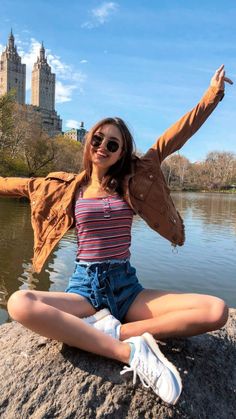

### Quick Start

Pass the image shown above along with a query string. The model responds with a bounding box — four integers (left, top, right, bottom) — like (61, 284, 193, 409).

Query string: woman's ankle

(117, 342, 131, 364)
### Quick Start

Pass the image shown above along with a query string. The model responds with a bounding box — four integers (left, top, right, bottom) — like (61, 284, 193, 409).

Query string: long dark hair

(83, 117, 136, 195)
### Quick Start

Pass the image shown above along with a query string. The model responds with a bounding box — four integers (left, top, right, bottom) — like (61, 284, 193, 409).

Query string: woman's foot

(83, 309, 121, 339)
(120, 332, 182, 405)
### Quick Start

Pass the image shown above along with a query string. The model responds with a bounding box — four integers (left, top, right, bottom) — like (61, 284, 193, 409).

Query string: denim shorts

(65, 260, 143, 322)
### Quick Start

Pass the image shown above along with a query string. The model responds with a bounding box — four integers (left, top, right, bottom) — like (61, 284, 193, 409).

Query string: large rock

(0, 310, 236, 419)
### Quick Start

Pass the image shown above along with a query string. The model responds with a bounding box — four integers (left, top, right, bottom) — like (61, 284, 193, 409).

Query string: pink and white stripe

(74, 193, 134, 261)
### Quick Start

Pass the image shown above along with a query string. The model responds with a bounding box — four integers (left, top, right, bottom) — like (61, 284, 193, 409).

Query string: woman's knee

(7, 290, 37, 323)
(208, 297, 229, 329)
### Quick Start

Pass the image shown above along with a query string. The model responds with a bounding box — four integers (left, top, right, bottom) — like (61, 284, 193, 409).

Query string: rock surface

(0, 310, 236, 419)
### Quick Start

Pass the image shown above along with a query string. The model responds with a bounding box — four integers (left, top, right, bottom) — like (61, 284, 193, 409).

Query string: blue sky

(0, 0, 235, 161)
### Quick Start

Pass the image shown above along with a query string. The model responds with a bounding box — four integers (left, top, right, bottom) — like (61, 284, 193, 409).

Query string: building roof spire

(39, 41, 46, 61)
(8, 29, 15, 49)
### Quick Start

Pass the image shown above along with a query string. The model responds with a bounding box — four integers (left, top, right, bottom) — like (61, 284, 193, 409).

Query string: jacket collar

(45, 171, 86, 183)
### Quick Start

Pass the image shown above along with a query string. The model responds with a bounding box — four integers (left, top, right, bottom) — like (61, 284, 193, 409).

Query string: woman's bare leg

(7, 290, 130, 363)
(120, 289, 228, 340)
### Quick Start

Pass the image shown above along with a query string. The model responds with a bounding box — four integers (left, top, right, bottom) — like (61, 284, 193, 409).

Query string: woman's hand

(210, 65, 233, 90)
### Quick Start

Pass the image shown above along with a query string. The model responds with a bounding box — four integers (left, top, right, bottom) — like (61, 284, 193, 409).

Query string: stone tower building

(31, 42, 55, 111)
(0, 29, 26, 104)
(29, 42, 61, 135)
(0, 31, 62, 137)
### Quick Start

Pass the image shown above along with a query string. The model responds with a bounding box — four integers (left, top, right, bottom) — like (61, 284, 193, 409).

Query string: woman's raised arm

(145, 65, 233, 163)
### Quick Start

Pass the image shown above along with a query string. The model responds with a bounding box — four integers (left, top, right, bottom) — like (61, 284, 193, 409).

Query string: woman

(1, 65, 233, 405)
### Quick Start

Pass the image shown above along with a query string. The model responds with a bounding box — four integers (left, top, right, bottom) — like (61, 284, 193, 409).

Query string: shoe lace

(120, 357, 162, 389)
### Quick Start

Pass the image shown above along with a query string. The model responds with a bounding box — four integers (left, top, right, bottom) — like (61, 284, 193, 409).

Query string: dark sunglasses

(91, 135, 120, 153)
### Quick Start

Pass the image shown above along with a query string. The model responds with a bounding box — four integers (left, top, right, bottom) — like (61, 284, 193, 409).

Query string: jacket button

(139, 193, 144, 199)
(149, 174, 154, 180)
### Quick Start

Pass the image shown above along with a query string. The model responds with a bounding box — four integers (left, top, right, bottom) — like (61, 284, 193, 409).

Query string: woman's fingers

(224, 76, 233, 85)
(219, 68, 233, 85)
(211, 65, 233, 88)
(216, 64, 224, 74)
(215, 65, 224, 79)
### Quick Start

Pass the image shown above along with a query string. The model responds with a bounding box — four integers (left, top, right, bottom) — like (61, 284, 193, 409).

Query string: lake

(0, 192, 235, 325)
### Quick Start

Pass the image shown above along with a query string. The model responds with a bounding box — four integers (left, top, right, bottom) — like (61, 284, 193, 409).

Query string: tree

(162, 154, 190, 188)
(203, 151, 236, 189)
(22, 127, 55, 176)
(50, 135, 83, 173)
(0, 91, 16, 155)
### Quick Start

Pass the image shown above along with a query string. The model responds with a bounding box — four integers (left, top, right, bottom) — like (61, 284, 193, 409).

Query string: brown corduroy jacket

(0, 86, 224, 273)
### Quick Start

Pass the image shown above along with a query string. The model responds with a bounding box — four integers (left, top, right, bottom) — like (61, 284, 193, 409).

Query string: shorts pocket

(69, 264, 89, 286)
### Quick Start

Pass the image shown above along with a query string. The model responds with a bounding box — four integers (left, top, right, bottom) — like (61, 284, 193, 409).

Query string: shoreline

(171, 189, 236, 194)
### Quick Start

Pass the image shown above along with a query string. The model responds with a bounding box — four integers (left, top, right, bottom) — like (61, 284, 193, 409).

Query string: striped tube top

(74, 191, 134, 261)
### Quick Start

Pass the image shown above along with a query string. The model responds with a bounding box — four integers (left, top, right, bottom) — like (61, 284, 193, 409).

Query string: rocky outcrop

(0, 309, 235, 419)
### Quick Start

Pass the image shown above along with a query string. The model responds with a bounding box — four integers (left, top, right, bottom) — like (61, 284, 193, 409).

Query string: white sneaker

(120, 332, 182, 405)
(83, 309, 121, 339)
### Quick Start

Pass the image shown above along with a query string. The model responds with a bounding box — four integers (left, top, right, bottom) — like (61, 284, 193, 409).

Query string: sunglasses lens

(106, 141, 119, 153)
(91, 135, 120, 153)
(91, 135, 102, 148)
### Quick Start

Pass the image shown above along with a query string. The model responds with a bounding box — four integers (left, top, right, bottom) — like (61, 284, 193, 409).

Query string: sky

(0, 0, 235, 161)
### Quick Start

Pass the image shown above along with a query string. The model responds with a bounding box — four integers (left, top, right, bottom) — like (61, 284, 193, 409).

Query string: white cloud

(93, 2, 118, 23)
(47, 52, 86, 84)
(65, 119, 80, 129)
(56, 81, 78, 103)
(80, 59, 88, 64)
(82, 2, 118, 29)
(15, 37, 86, 103)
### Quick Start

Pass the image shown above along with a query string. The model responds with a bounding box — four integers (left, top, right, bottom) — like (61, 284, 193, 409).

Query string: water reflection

(0, 199, 51, 309)
(172, 192, 236, 231)
(0, 193, 235, 324)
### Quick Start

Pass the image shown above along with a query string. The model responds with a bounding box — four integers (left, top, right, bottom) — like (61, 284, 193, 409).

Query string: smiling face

(83, 117, 134, 193)
(90, 124, 124, 172)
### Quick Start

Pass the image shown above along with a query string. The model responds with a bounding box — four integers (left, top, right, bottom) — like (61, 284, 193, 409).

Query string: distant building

(0, 30, 26, 104)
(31, 42, 55, 111)
(0, 30, 62, 137)
(64, 122, 87, 143)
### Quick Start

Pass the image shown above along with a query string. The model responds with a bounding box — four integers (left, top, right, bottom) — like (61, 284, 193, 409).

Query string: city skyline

(0, 0, 235, 161)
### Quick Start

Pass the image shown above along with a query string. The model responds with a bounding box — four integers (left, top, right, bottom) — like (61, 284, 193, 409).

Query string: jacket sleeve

(0, 176, 30, 198)
(146, 86, 224, 163)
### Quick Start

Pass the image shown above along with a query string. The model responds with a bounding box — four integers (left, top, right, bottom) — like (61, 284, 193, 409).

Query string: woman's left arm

(147, 65, 233, 163)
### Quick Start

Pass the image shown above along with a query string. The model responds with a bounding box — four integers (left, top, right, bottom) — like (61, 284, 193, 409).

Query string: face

(90, 124, 124, 171)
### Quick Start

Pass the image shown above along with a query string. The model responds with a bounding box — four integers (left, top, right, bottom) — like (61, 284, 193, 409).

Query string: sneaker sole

(142, 332, 182, 404)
